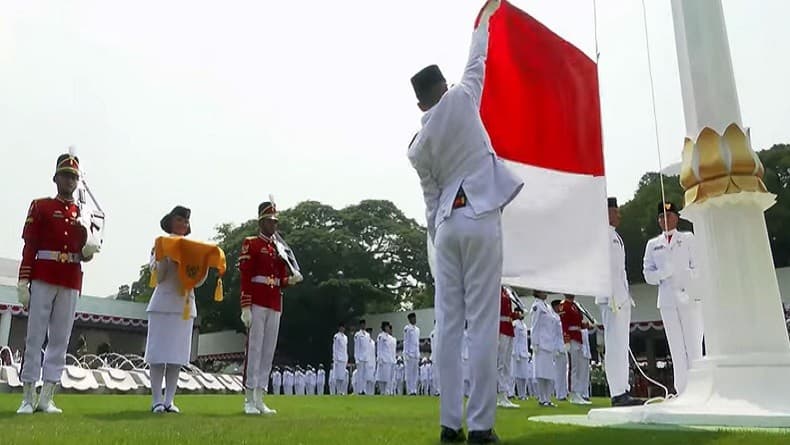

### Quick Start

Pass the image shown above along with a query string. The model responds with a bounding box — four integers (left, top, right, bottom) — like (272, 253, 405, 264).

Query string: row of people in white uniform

(332, 315, 425, 396)
(510, 306, 592, 404)
(269, 366, 326, 395)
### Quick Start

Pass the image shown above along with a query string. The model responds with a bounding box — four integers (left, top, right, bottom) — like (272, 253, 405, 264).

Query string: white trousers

(328, 378, 336, 395)
(244, 305, 281, 390)
(515, 378, 527, 398)
(660, 302, 704, 395)
(599, 303, 632, 397)
(355, 361, 368, 394)
(21, 280, 78, 383)
(434, 207, 501, 431)
(405, 357, 419, 395)
(284, 383, 293, 395)
(497, 335, 513, 394)
(432, 365, 440, 395)
(554, 351, 568, 399)
(568, 341, 587, 395)
(272, 382, 281, 395)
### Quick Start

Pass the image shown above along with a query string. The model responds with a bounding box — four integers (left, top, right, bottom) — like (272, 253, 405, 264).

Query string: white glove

(17, 280, 30, 307)
(563, 343, 571, 353)
(241, 307, 252, 328)
(290, 271, 303, 284)
(82, 243, 100, 259)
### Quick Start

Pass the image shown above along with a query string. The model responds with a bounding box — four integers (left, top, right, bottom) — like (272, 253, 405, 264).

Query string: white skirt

(376, 363, 393, 383)
(512, 356, 530, 379)
(533, 349, 556, 380)
(145, 312, 194, 365)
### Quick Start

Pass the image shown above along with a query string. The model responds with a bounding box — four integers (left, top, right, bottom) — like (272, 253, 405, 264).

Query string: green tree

(760, 144, 790, 267)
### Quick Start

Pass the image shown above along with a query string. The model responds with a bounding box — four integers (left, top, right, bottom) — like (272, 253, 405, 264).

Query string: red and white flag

(480, 1, 610, 296)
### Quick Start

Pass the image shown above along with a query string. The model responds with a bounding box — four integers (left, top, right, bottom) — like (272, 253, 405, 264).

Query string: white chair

(0, 346, 23, 392)
(61, 354, 100, 392)
(215, 374, 245, 392)
(177, 368, 203, 392)
(186, 365, 225, 392)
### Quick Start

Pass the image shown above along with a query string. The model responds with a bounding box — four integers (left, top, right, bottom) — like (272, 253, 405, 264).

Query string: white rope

(640, 0, 671, 228)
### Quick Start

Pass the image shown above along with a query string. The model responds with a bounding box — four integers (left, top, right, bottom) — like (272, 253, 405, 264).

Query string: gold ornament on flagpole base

(680, 123, 768, 206)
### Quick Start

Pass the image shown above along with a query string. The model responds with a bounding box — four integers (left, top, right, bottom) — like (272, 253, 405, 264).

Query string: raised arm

(461, 0, 501, 104)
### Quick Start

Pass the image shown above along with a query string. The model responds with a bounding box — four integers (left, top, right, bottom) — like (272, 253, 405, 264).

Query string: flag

(480, 1, 610, 296)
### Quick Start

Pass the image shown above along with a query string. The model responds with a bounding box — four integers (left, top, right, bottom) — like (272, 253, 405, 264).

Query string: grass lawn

(0, 394, 787, 444)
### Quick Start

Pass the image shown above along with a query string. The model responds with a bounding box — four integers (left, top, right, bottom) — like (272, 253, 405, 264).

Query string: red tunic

(238, 235, 290, 312)
(18, 197, 87, 291)
(559, 299, 588, 344)
(499, 287, 516, 337)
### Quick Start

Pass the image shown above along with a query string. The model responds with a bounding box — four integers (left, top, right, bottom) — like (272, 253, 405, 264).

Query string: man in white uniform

(403, 312, 421, 396)
(407, 1, 522, 442)
(294, 366, 305, 396)
(306, 366, 316, 395)
(353, 320, 371, 395)
(282, 367, 294, 395)
(332, 323, 349, 395)
(317, 364, 326, 395)
(531, 292, 560, 407)
(271, 367, 282, 395)
(551, 299, 569, 401)
(376, 321, 397, 395)
(511, 309, 530, 400)
(366, 328, 377, 395)
(596, 197, 643, 406)
(643, 201, 703, 395)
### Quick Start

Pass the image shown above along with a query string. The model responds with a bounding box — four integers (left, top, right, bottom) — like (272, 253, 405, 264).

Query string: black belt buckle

(452, 188, 467, 209)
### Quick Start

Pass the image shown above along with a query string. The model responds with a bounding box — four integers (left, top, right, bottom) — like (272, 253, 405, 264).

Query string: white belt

(251, 275, 280, 286)
(568, 326, 581, 331)
(36, 250, 80, 264)
(500, 316, 512, 322)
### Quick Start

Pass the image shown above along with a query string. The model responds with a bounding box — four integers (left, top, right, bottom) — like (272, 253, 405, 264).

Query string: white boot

(570, 392, 591, 405)
(16, 383, 37, 414)
(36, 382, 63, 414)
(254, 388, 277, 415)
(244, 388, 261, 415)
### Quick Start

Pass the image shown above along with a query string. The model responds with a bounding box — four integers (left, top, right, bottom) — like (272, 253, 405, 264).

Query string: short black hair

(407, 312, 416, 319)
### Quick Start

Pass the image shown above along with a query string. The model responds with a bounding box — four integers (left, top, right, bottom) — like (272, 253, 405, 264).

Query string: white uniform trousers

(660, 302, 703, 395)
(434, 207, 501, 432)
(244, 305, 281, 390)
(496, 335, 514, 394)
(272, 381, 281, 395)
(599, 303, 631, 397)
(432, 365, 440, 395)
(333, 362, 348, 395)
(355, 361, 368, 394)
(568, 341, 587, 395)
(405, 357, 419, 395)
(21, 280, 78, 383)
(283, 382, 293, 395)
(554, 352, 568, 399)
(366, 362, 376, 395)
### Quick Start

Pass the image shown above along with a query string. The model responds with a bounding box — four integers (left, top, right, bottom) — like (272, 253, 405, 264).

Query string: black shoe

(440, 426, 466, 443)
(467, 429, 499, 444)
(611, 393, 645, 407)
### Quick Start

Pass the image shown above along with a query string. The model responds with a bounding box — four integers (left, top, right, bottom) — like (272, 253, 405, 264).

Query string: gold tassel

(214, 277, 224, 302)
(149, 269, 157, 288)
(182, 295, 191, 320)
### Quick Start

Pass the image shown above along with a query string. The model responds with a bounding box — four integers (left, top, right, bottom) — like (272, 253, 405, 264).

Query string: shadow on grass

(502, 427, 725, 445)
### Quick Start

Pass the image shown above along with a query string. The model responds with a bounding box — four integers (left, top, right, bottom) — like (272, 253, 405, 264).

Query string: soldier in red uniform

(496, 287, 519, 409)
(16, 153, 97, 414)
(239, 200, 303, 415)
(558, 294, 593, 405)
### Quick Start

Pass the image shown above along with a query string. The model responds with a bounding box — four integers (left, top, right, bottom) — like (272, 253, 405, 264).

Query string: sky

(1, 0, 788, 297)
